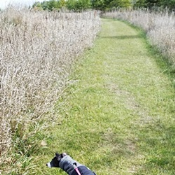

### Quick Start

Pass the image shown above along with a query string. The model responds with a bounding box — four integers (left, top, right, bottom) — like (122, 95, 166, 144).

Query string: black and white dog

(46, 153, 96, 175)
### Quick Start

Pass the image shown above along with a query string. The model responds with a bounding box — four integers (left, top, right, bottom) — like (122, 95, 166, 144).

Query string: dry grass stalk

(104, 9, 175, 65)
(0, 7, 100, 158)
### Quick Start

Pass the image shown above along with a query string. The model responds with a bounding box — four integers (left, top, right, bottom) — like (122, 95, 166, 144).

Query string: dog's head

(46, 153, 67, 168)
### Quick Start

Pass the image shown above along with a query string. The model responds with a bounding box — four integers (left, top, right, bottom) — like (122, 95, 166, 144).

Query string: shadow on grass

(100, 34, 142, 40)
(146, 42, 175, 89)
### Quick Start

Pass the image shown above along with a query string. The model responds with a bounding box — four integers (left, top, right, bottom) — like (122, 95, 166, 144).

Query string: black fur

(46, 153, 96, 175)
(46, 153, 63, 167)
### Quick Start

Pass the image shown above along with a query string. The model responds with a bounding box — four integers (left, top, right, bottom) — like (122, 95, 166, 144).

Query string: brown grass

(0, 7, 100, 159)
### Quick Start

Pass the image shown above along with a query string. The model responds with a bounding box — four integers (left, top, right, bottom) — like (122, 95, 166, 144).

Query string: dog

(46, 153, 96, 175)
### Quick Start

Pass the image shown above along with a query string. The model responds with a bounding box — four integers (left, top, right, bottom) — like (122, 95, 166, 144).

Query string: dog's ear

(55, 153, 62, 161)
(55, 153, 60, 157)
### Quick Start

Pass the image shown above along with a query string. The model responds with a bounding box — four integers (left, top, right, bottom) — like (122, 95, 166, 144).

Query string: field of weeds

(104, 9, 175, 67)
(31, 18, 175, 175)
(0, 7, 100, 172)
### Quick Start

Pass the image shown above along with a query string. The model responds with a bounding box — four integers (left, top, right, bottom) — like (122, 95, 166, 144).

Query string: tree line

(32, 0, 175, 11)
(134, 0, 175, 10)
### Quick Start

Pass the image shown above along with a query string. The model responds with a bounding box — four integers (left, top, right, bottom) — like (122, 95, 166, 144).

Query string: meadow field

(104, 9, 175, 66)
(0, 7, 100, 170)
(28, 18, 174, 175)
(1, 7, 175, 175)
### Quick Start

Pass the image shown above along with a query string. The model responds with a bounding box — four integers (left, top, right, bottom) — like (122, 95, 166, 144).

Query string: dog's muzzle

(46, 162, 52, 168)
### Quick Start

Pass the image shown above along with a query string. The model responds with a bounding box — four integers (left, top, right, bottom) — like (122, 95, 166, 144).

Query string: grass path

(32, 19, 175, 175)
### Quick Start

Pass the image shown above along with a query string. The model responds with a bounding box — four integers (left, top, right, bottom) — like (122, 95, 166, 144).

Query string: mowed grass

(30, 19, 175, 175)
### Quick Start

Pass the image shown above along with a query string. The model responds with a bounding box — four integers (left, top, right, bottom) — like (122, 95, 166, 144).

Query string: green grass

(7, 18, 175, 175)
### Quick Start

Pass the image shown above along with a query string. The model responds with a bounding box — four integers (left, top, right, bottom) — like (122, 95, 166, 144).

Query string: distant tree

(76, 0, 91, 10)
(32, 0, 175, 12)
(91, 0, 104, 10)
(32, 1, 42, 8)
(59, 0, 66, 7)
(146, 0, 161, 8)
(169, 0, 175, 9)
(47, 0, 59, 11)
(109, 0, 131, 8)
(33, 0, 59, 11)
(97, 0, 131, 10)
(122, 0, 132, 7)
(32, 1, 44, 10)
(40, 1, 49, 10)
(160, 0, 175, 9)
(66, 0, 76, 10)
(133, 0, 146, 8)
(59, 0, 66, 8)
(67, 0, 91, 11)
(104, 0, 111, 8)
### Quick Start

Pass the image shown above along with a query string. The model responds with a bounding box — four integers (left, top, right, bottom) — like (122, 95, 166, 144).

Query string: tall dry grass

(104, 9, 175, 65)
(0, 7, 100, 160)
